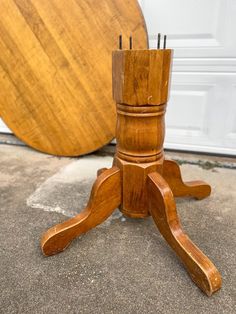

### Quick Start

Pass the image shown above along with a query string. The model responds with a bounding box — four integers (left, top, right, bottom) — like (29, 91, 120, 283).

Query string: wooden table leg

(162, 159, 211, 200)
(41, 167, 121, 256)
(97, 167, 108, 177)
(147, 172, 221, 296)
(39, 46, 222, 296)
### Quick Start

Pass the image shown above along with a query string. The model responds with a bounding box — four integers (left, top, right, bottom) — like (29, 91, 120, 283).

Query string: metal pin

(129, 36, 133, 49)
(119, 34, 122, 50)
(163, 35, 167, 49)
(157, 33, 161, 49)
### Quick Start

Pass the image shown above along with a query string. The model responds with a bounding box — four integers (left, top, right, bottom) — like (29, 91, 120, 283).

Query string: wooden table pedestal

(41, 48, 221, 296)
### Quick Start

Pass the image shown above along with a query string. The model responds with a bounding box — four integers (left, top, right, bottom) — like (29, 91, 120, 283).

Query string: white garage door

(1, 0, 236, 155)
(139, 0, 236, 155)
(0, 118, 10, 133)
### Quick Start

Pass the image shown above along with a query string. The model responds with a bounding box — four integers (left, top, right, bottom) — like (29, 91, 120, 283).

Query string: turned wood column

(40, 45, 221, 298)
(112, 49, 173, 218)
(116, 103, 166, 163)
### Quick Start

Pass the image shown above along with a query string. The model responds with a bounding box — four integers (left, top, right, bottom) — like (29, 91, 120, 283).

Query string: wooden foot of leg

(147, 172, 221, 296)
(97, 167, 108, 177)
(41, 167, 121, 256)
(163, 160, 211, 200)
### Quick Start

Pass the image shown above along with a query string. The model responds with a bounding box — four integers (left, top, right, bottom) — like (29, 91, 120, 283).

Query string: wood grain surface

(148, 172, 221, 296)
(41, 47, 222, 296)
(41, 166, 121, 255)
(0, 0, 148, 156)
(162, 159, 211, 199)
(112, 49, 172, 105)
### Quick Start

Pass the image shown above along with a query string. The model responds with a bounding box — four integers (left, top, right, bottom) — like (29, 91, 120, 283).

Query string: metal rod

(119, 34, 122, 50)
(157, 33, 161, 49)
(163, 35, 167, 49)
(129, 36, 132, 49)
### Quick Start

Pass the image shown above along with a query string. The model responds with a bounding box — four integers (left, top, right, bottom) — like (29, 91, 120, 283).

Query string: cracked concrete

(0, 143, 236, 314)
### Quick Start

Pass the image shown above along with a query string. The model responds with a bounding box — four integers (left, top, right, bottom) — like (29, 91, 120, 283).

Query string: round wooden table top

(0, 0, 147, 156)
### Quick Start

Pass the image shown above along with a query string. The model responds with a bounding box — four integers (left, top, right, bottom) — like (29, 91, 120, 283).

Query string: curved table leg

(147, 172, 221, 296)
(97, 167, 108, 177)
(41, 167, 121, 256)
(163, 159, 211, 200)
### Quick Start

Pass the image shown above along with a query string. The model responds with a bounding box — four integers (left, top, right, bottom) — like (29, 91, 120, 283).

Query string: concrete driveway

(0, 144, 235, 314)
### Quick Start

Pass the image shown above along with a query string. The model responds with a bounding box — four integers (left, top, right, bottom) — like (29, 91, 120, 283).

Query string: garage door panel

(166, 84, 212, 133)
(224, 85, 236, 146)
(165, 73, 236, 154)
(138, 0, 236, 155)
(139, 0, 236, 57)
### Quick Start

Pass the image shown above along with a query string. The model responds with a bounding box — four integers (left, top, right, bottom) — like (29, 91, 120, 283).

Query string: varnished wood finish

(114, 157, 162, 218)
(112, 49, 172, 105)
(113, 50, 170, 218)
(0, 0, 147, 156)
(112, 49, 221, 295)
(41, 48, 221, 295)
(97, 168, 108, 177)
(163, 159, 211, 199)
(147, 172, 221, 296)
(115, 104, 166, 161)
(41, 167, 121, 255)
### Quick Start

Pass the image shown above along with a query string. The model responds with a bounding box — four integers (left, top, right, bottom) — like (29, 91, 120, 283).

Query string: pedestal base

(41, 159, 221, 296)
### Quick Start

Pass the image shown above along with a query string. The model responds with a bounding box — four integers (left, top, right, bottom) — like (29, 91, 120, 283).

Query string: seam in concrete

(173, 158, 236, 170)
